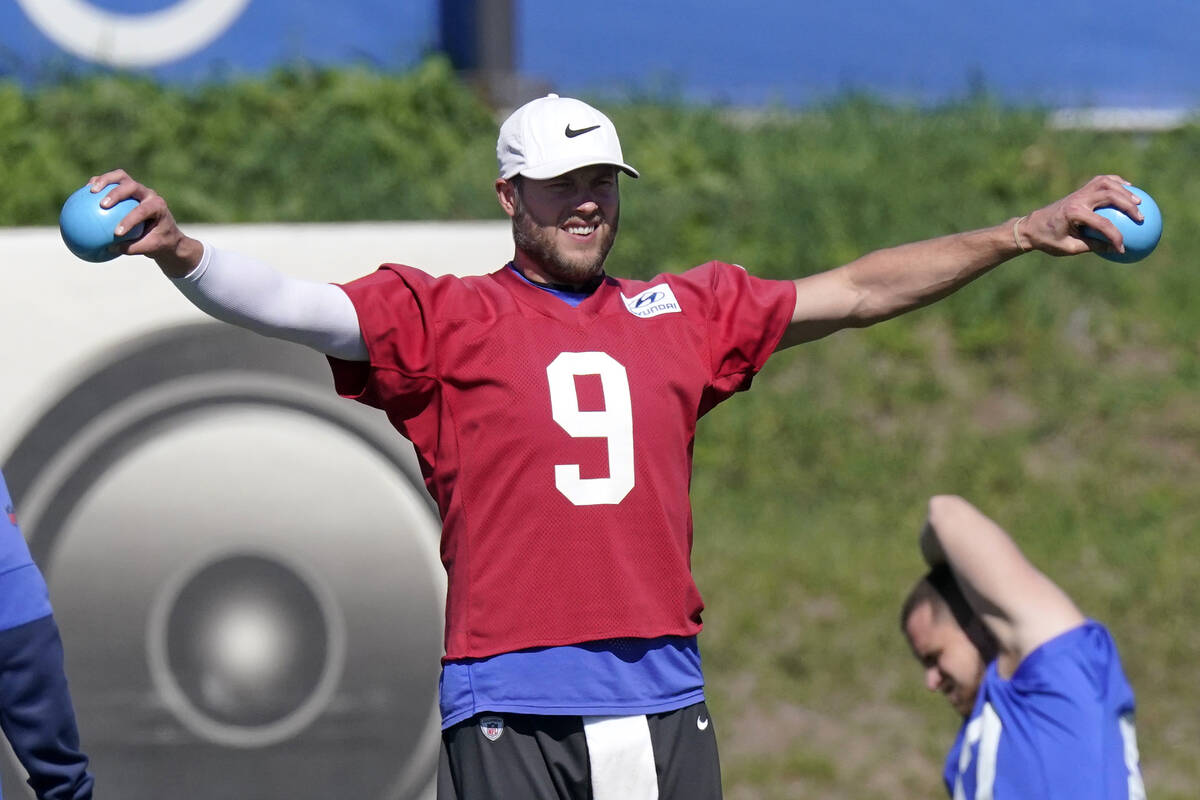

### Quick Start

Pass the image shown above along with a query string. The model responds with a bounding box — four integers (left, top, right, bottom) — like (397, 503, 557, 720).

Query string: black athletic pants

(438, 701, 722, 799)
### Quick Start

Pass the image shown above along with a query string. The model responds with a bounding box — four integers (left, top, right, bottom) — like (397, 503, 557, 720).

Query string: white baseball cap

(497, 93, 639, 180)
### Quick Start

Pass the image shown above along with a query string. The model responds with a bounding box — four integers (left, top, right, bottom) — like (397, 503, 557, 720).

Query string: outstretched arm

(920, 494, 1084, 676)
(88, 169, 367, 361)
(778, 175, 1143, 348)
(176, 245, 367, 361)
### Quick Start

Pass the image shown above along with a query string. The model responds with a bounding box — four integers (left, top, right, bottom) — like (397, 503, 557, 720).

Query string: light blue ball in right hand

(59, 183, 144, 263)
(1081, 185, 1162, 264)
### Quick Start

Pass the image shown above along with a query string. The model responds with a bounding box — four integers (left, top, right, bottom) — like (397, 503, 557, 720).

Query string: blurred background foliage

(4, 58, 1198, 797)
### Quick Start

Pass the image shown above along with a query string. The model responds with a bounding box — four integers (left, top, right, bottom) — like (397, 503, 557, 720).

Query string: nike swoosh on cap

(564, 124, 601, 138)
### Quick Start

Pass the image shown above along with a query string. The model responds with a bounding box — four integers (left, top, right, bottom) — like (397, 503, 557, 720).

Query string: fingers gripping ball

(1082, 185, 1162, 264)
(59, 184, 144, 262)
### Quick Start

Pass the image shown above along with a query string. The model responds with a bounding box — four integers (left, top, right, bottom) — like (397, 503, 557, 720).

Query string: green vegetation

(4, 60, 1198, 797)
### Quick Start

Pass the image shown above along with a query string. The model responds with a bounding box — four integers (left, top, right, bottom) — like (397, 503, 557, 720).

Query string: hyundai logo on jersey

(635, 292, 664, 307)
(622, 285, 681, 318)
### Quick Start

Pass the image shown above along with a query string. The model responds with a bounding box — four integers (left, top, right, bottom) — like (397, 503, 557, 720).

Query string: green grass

(692, 307, 1200, 796)
(5, 63, 1199, 796)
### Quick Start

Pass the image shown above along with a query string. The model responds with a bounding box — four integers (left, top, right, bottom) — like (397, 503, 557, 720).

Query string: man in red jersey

(94, 93, 1142, 799)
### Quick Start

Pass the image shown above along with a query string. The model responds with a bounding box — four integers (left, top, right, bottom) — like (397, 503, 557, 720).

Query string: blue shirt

(0, 470, 93, 799)
(945, 620, 1144, 799)
(505, 263, 594, 306)
(0, 472, 53, 630)
(440, 635, 706, 728)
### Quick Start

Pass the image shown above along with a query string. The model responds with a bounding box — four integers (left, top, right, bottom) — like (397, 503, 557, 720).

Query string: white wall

(0, 221, 511, 800)
(0, 221, 511, 458)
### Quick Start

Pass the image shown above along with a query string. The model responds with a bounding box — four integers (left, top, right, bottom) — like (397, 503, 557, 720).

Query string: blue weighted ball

(1081, 185, 1162, 264)
(59, 183, 144, 263)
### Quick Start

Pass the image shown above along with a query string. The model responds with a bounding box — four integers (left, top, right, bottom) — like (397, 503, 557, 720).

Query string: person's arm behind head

(920, 494, 1085, 675)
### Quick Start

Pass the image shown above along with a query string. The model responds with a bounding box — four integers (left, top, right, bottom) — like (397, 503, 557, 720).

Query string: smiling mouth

(563, 222, 597, 237)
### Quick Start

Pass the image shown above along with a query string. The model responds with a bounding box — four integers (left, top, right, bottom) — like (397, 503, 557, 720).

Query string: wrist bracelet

(1012, 215, 1028, 252)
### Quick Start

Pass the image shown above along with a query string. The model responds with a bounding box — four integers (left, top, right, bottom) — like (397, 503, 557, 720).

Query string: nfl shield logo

(480, 716, 505, 742)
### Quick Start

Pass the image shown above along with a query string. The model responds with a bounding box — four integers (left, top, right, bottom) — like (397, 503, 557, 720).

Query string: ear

(495, 178, 518, 219)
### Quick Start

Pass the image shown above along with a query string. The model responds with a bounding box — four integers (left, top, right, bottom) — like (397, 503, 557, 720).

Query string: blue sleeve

(1, 474, 53, 626)
(0, 615, 93, 800)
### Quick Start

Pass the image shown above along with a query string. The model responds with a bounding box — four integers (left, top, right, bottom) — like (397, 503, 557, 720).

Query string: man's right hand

(1017, 174, 1144, 257)
(87, 169, 203, 278)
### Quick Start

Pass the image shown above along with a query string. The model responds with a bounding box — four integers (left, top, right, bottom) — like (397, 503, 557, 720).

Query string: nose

(573, 195, 600, 215)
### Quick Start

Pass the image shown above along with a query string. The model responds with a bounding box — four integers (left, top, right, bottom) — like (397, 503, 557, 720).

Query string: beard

(511, 201, 618, 287)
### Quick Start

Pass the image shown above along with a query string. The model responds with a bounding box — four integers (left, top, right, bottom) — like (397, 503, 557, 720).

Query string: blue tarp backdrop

(1, 0, 436, 77)
(4, 0, 1199, 108)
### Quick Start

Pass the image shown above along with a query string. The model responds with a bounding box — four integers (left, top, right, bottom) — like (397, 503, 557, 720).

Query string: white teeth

(567, 225, 595, 235)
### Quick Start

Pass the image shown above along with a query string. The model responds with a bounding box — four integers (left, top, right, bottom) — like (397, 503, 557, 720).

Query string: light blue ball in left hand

(1081, 185, 1162, 264)
(59, 183, 145, 263)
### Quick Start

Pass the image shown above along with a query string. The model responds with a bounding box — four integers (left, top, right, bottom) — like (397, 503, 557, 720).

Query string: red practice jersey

(331, 262, 796, 660)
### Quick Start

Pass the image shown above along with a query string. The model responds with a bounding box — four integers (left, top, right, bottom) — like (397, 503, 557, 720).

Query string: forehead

(904, 601, 948, 654)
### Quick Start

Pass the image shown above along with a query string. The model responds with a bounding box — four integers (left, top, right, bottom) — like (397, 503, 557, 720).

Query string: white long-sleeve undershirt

(171, 243, 369, 361)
